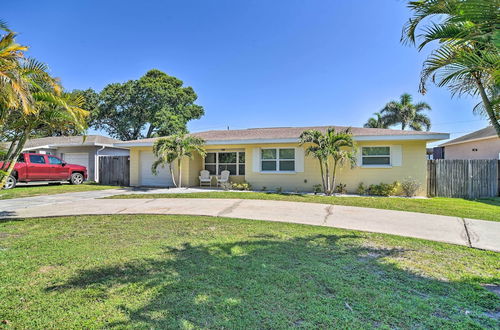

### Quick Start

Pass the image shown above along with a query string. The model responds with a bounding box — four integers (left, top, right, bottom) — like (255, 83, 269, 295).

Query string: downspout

(95, 146, 106, 182)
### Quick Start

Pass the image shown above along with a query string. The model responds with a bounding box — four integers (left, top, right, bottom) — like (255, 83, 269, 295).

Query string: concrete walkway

(1, 196, 499, 252)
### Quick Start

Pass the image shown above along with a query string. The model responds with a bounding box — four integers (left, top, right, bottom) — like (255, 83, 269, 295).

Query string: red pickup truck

(1, 153, 87, 189)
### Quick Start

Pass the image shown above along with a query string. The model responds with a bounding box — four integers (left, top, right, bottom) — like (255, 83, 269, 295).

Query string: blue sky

(3, 0, 489, 145)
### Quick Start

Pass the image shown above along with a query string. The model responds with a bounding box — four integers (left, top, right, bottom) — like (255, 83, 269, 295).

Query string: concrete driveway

(0, 187, 219, 213)
(1, 192, 499, 252)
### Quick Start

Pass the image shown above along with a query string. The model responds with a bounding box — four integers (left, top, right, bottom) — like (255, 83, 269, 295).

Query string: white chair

(217, 170, 230, 187)
(199, 170, 212, 187)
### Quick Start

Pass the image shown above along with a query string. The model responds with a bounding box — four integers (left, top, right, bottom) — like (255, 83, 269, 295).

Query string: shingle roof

(118, 125, 448, 145)
(440, 126, 497, 146)
(4, 135, 122, 150)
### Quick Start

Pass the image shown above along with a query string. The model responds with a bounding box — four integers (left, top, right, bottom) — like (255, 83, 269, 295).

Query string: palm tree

(152, 134, 206, 188)
(381, 93, 432, 131)
(402, 0, 500, 135)
(0, 21, 89, 188)
(364, 112, 388, 128)
(299, 127, 357, 195)
(0, 58, 88, 188)
(0, 21, 32, 116)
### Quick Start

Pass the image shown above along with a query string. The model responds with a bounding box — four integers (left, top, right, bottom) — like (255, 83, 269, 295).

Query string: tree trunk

(318, 159, 327, 194)
(177, 158, 182, 188)
(475, 76, 500, 137)
(169, 161, 178, 187)
(0, 128, 29, 189)
(331, 159, 338, 194)
(324, 160, 331, 195)
(1, 136, 17, 171)
(146, 124, 155, 138)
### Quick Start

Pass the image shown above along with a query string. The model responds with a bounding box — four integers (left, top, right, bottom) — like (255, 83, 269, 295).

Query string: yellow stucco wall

(341, 141, 427, 195)
(128, 146, 195, 187)
(129, 147, 141, 186)
(127, 140, 428, 195)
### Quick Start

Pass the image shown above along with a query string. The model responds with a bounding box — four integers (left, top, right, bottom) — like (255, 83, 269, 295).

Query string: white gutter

(22, 142, 128, 150)
(22, 145, 51, 151)
(354, 133, 449, 141)
(114, 142, 153, 147)
(116, 133, 450, 147)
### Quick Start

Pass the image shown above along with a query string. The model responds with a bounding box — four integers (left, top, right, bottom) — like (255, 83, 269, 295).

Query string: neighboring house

(426, 148, 434, 160)
(116, 126, 448, 196)
(4, 135, 129, 181)
(431, 146, 445, 160)
(439, 126, 500, 160)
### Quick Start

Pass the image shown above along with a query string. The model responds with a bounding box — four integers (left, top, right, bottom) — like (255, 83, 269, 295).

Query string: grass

(106, 191, 500, 222)
(0, 182, 120, 200)
(0, 214, 499, 328)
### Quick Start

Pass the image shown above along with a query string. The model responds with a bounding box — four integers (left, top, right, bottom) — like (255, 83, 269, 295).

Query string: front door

(48, 155, 68, 180)
(26, 154, 51, 180)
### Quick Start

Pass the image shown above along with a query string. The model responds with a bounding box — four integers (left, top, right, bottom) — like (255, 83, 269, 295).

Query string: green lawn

(106, 191, 500, 222)
(0, 215, 498, 328)
(0, 182, 120, 200)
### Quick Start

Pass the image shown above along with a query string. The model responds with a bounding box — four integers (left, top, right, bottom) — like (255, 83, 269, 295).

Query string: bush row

(356, 177, 421, 197)
(221, 177, 421, 197)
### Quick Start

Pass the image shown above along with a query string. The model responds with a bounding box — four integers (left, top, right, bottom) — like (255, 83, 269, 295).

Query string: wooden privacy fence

(427, 159, 499, 198)
(98, 155, 130, 186)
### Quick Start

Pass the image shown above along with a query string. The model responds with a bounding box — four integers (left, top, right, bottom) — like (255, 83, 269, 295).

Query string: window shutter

(295, 147, 304, 172)
(252, 148, 261, 172)
(391, 145, 402, 166)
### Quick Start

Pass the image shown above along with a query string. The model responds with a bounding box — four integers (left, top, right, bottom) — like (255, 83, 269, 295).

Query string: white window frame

(204, 151, 245, 175)
(361, 146, 392, 167)
(260, 148, 296, 173)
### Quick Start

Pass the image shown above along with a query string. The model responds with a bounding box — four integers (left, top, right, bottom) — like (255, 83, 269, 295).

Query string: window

(362, 147, 390, 165)
(261, 148, 295, 172)
(48, 156, 63, 165)
(29, 154, 45, 164)
(17, 154, 25, 163)
(204, 151, 245, 175)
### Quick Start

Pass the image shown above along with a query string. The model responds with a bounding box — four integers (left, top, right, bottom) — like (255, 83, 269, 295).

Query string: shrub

(368, 181, 399, 196)
(335, 183, 347, 194)
(401, 177, 421, 197)
(275, 187, 283, 194)
(231, 182, 252, 191)
(356, 182, 367, 195)
(312, 184, 322, 195)
(261, 186, 267, 192)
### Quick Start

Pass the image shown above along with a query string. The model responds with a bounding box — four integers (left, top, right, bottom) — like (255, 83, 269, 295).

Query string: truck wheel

(4, 175, 17, 189)
(70, 173, 84, 185)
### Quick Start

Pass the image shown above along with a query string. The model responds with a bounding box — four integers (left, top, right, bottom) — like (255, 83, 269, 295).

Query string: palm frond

(0, 19, 11, 32)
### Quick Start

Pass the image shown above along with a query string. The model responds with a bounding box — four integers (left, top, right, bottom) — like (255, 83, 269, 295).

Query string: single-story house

(116, 126, 449, 196)
(5, 135, 129, 181)
(438, 126, 500, 160)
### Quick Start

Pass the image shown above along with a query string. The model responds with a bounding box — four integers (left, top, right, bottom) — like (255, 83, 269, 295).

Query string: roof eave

(354, 133, 449, 142)
(440, 135, 497, 147)
(23, 142, 126, 150)
(117, 133, 450, 147)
